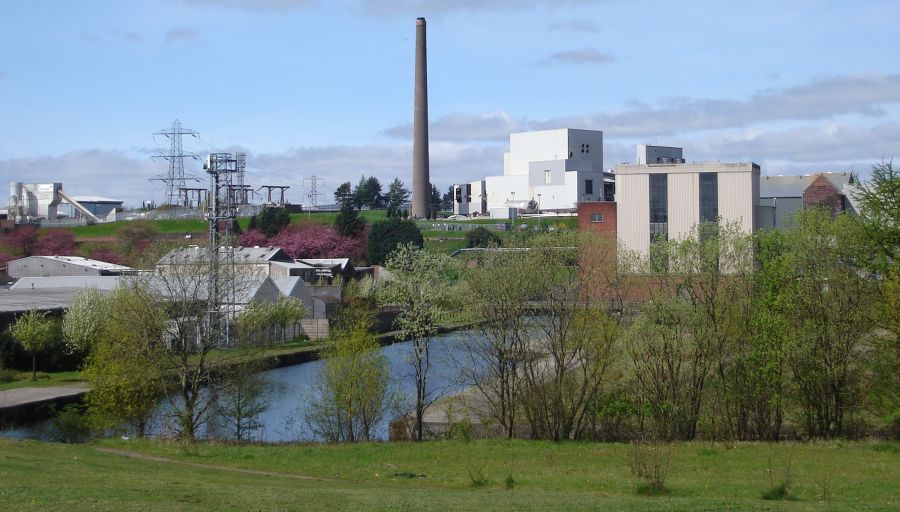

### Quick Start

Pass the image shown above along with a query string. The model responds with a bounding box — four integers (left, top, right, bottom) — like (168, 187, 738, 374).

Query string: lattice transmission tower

(304, 175, 325, 210)
(204, 153, 239, 345)
(151, 119, 200, 206)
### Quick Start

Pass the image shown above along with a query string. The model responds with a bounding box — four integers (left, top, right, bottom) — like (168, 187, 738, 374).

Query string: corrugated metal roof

(157, 246, 292, 265)
(0, 288, 106, 313)
(11, 256, 133, 272)
(10, 276, 123, 291)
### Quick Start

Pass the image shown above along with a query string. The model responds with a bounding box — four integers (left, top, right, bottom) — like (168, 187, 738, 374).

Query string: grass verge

(1, 439, 896, 511)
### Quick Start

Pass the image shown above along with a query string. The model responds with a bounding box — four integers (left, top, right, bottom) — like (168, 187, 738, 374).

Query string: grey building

(758, 172, 857, 229)
(7, 256, 134, 279)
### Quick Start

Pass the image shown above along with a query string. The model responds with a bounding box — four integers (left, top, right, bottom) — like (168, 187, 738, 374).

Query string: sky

(1, 0, 898, 207)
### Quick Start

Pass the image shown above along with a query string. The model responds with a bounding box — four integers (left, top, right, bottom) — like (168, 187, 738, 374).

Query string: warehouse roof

(0, 288, 106, 314)
(157, 246, 293, 266)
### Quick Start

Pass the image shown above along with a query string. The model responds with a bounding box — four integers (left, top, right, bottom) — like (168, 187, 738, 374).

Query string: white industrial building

(454, 129, 609, 216)
(7, 182, 116, 224)
(615, 145, 760, 259)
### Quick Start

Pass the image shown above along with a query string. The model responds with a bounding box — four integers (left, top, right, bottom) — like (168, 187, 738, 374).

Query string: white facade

(453, 180, 487, 216)
(615, 156, 760, 258)
(8, 182, 62, 220)
(454, 129, 605, 216)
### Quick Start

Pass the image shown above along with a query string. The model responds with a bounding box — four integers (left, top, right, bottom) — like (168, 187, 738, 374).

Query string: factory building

(614, 145, 760, 260)
(454, 128, 610, 217)
(62, 196, 123, 222)
(452, 180, 487, 216)
(758, 172, 857, 229)
(7, 182, 111, 224)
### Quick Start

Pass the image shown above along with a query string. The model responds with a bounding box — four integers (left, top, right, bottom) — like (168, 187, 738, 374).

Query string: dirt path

(94, 447, 332, 481)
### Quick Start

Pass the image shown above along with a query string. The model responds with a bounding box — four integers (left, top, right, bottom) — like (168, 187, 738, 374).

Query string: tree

(441, 186, 454, 212)
(257, 206, 291, 237)
(334, 181, 353, 206)
(62, 288, 109, 355)
(430, 184, 442, 215)
(80, 285, 167, 436)
(88, 247, 127, 265)
(247, 215, 258, 231)
(457, 249, 532, 438)
(335, 200, 366, 238)
(779, 209, 878, 438)
(514, 232, 618, 441)
(270, 296, 307, 341)
(353, 175, 383, 209)
(34, 230, 76, 256)
(116, 221, 158, 257)
(271, 225, 365, 260)
(626, 296, 709, 441)
(10, 310, 56, 381)
(304, 302, 391, 442)
(379, 244, 458, 440)
(465, 226, 501, 248)
(385, 178, 410, 217)
(366, 218, 423, 265)
(852, 159, 899, 271)
(237, 229, 269, 248)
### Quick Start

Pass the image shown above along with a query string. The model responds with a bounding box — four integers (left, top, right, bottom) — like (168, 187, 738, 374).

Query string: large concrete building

(615, 145, 760, 259)
(454, 128, 609, 216)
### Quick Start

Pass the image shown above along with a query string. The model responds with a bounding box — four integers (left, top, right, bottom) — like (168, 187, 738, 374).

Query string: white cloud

(80, 28, 145, 45)
(166, 27, 200, 43)
(547, 20, 601, 33)
(385, 74, 900, 143)
(533, 48, 614, 67)
(535, 74, 900, 137)
(0, 142, 503, 208)
(383, 112, 525, 142)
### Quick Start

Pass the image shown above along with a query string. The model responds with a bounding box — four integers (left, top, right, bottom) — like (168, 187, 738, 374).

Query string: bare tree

(379, 243, 459, 440)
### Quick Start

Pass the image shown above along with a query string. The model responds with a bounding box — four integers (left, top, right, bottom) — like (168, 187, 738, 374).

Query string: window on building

(545, 170, 552, 184)
(699, 172, 718, 223)
(585, 179, 594, 195)
(649, 173, 668, 241)
(590, 213, 604, 223)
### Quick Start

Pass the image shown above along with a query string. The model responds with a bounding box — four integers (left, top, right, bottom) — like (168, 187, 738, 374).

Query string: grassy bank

(1, 438, 896, 511)
(0, 370, 85, 392)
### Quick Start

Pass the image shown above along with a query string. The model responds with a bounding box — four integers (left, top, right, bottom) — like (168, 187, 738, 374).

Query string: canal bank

(0, 322, 475, 430)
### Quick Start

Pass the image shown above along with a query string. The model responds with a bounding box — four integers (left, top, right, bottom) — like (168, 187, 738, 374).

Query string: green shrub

(465, 227, 501, 248)
(366, 218, 423, 265)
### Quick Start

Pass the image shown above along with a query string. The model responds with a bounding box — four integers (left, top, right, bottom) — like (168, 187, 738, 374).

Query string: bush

(49, 404, 95, 443)
(465, 227, 501, 248)
(366, 218, 423, 265)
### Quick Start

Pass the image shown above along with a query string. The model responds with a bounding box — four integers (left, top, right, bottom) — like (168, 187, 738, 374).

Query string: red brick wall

(577, 202, 617, 238)
(802, 175, 844, 217)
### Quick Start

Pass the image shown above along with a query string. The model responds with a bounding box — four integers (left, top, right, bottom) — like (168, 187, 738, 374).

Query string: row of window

(648, 172, 718, 242)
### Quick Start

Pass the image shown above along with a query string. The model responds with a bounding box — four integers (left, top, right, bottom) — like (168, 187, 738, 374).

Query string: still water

(3, 330, 481, 442)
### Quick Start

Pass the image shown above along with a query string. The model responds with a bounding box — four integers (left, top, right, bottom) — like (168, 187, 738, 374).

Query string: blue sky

(1, 0, 898, 206)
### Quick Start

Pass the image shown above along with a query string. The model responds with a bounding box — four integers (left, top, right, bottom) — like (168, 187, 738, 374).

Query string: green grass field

(1, 438, 896, 511)
(0, 371, 85, 392)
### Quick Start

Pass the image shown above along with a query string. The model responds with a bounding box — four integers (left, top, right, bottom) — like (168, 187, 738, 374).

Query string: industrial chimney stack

(411, 17, 430, 218)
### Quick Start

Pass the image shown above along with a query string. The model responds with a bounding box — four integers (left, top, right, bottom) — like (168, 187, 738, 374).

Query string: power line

(150, 119, 201, 206)
(304, 175, 325, 210)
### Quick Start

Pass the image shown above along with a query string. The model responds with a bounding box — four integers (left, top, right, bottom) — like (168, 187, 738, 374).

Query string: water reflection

(3, 330, 480, 442)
